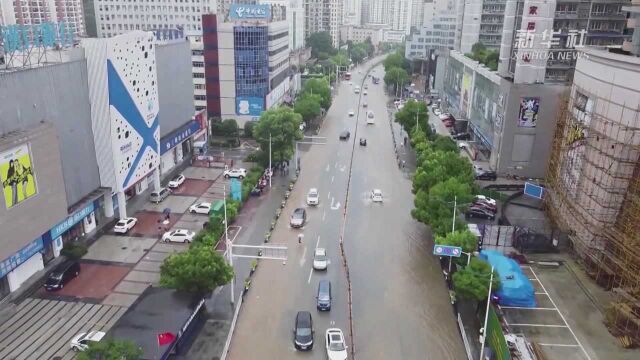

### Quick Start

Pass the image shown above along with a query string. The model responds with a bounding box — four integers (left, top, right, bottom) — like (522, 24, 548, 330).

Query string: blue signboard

(236, 97, 264, 116)
(1, 21, 74, 53)
(433, 244, 462, 257)
(524, 182, 545, 199)
(230, 179, 242, 201)
(0, 237, 44, 278)
(160, 120, 201, 155)
(50, 202, 95, 239)
(229, 4, 271, 20)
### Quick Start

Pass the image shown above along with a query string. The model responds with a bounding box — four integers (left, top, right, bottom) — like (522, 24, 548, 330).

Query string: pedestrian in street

(402, 160, 406, 168)
(298, 233, 304, 244)
(404, 136, 407, 145)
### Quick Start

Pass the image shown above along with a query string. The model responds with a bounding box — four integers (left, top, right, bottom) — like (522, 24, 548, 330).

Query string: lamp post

(223, 187, 233, 304)
(269, 133, 272, 188)
(479, 266, 495, 360)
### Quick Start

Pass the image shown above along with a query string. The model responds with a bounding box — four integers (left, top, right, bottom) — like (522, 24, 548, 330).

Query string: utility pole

(224, 187, 234, 304)
(449, 195, 457, 273)
(416, 106, 420, 130)
(479, 266, 495, 360)
(269, 133, 272, 188)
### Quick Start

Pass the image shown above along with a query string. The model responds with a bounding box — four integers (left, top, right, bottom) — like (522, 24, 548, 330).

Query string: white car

(475, 195, 497, 206)
(371, 189, 383, 202)
(224, 168, 247, 179)
(348, 110, 355, 117)
(434, 109, 442, 116)
(307, 188, 319, 206)
(325, 328, 348, 360)
(363, 90, 368, 95)
(167, 174, 185, 189)
(113, 217, 137, 234)
(458, 141, 469, 150)
(162, 229, 195, 243)
(366, 111, 375, 125)
(70, 331, 106, 352)
(313, 248, 328, 270)
(189, 202, 212, 215)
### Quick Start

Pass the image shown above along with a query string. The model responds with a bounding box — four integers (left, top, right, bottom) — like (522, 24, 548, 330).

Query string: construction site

(545, 69, 640, 348)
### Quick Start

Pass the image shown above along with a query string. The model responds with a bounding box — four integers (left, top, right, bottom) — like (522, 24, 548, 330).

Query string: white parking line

(509, 323, 568, 328)
(328, 192, 331, 200)
(331, 176, 334, 183)
(538, 343, 582, 348)
(535, 291, 547, 295)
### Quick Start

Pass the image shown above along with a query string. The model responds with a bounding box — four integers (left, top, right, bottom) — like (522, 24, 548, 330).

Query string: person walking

(402, 160, 406, 168)
(298, 233, 304, 244)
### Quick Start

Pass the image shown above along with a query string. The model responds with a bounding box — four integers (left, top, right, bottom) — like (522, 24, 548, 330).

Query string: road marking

(331, 176, 334, 183)
(299, 246, 307, 267)
(326, 164, 330, 172)
(335, 162, 338, 168)
(322, 211, 326, 221)
(307, 268, 313, 284)
(331, 201, 341, 210)
(330, 321, 335, 326)
(340, 166, 346, 172)
(328, 192, 331, 200)
(316, 235, 321, 248)
(538, 343, 582, 347)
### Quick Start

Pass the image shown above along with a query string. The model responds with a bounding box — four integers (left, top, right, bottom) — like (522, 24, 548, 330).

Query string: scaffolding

(545, 86, 640, 346)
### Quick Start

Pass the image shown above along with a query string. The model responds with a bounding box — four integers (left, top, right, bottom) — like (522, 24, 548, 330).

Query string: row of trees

(383, 50, 411, 95)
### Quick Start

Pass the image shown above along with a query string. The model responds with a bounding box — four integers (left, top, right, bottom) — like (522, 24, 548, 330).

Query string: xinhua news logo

(511, 29, 588, 62)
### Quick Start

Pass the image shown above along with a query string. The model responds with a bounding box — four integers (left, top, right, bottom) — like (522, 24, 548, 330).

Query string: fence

(479, 225, 515, 254)
(486, 304, 511, 360)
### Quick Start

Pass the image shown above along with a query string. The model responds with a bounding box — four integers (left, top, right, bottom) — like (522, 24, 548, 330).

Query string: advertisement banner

(0, 144, 38, 209)
(461, 69, 472, 116)
(236, 97, 264, 116)
(518, 97, 540, 127)
(229, 4, 271, 20)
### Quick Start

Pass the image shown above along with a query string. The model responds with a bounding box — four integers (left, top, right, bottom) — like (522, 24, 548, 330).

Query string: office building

(344, 0, 362, 25)
(0, 0, 85, 36)
(410, 0, 427, 29)
(405, 0, 458, 59)
(260, 0, 306, 50)
(304, 0, 343, 47)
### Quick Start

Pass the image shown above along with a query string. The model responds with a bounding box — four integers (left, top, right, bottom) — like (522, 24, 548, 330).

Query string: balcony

(555, 11, 579, 19)
(590, 12, 627, 19)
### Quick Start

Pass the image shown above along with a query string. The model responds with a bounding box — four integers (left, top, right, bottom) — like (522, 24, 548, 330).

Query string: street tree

(77, 338, 143, 360)
(302, 78, 332, 109)
(294, 93, 322, 123)
(307, 32, 335, 59)
(330, 53, 350, 68)
(384, 67, 410, 94)
(395, 99, 428, 134)
(160, 245, 234, 295)
(452, 258, 500, 302)
(365, 37, 375, 56)
(350, 46, 368, 64)
(435, 230, 478, 254)
(383, 52, 407, 71)
(253, 107, 304, 164)
(413, 150, 475, 193)
(411, 177, 473, 237)
(431, 135, 459, 153)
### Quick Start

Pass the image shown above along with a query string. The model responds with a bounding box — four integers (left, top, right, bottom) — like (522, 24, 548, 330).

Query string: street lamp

(269, 133, 272, 188)
(479, 266, 495, 360)
(223, 187, 234, 304)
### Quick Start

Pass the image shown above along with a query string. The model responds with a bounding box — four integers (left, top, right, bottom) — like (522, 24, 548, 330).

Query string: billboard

(0, 144, 38, 209)
(518, 97, 540, 127)
(461, 69, 472, 116)
(236, 97, 264, 116)
(230, 4, 271, 20)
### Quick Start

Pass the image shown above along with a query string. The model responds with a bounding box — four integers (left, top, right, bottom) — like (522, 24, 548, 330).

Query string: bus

(345, 72, 351, 81)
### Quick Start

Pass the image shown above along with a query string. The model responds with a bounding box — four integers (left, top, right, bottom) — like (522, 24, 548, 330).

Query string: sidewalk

(386, 101, 418, 174)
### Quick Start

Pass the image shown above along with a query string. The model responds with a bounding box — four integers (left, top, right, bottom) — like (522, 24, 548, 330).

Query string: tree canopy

(307, 32, 335, 59)
(330, 52, 350, 67)
(453, 258, 501, 301)
(431, 135, 459, 153)
(413, 150, 475, 193)
(77, 338, 143, 360)
(394, 99, 428, 134)
(302, 78, 331, 109)
(383, 52, 409, 72)
(384, 67, 410, 91)
(466, 42, 499, 71)
(253, 107, 304, 164)
(294, 93, 322, 123)
(412, 177, 473, 237)
(435, 230, 478, 254)
(160, 245, 234, 294)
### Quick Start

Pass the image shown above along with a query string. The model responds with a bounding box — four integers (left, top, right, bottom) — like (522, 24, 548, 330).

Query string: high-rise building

(361, 0, 371, 24)
(366, 0, 413, 34)
(1, 0, 85, 36)
(411, 0, 426, 29)
(344, 0, 362, 25)
(406, 0, 458, 59)
(260, 0, 306, 50)
(367, 0, 389, 24)
(304, 0, 343, 47)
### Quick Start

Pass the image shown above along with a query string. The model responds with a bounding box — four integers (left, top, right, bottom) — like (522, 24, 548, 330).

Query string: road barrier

(220, 290, 244, 360)
(457, 313, 474, 360)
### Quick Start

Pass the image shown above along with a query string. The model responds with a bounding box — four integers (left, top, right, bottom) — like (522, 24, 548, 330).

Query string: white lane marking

(331, 201, 341, 210)
(340, 166, 346, 172)
(307, 268, 313, 284)
(330, 321, 335, 326)
(299, 245, 307, 267)
(327, 192, 331, 200)
(330, 197, 335, 209)
(331, 176, 334, 183)
(334, 162, 338, 168)
(325, 164, 330, 172)
(322, 211, 326, 222)
(316, 235, 321, 248)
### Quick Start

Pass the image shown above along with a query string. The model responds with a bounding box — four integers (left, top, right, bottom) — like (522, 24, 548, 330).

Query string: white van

(366, 111, 375, 124)
(354, 86, 361, 94)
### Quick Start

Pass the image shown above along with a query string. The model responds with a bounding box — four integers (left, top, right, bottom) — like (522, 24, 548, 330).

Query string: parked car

(452, 132, 471, 140)
(113, 217, 138, 234)
(363, 102, 368, 108)
(44, 261, 81, 291)
(371, 189, 383, 202)
(325, 328, 348, 360)
(472, 200, 497, 213)
(348, 110, 355, 117)
(339, 131, 351, 140)
(290, 208, 307, 228)
(475, 195, 496, 206)
(476, 170, 497, 181)
(189, 202, 212, 214)
(434, 109, 442, 116)
(70, 331, 106, 352)
(293, 311, 314, 350)
(363, 90, 368, 95)
(313, 248, 328, 270)
(223, 168, 247, 179)
(162, 229, 195, 243)
(466, 206, 496, 220)
(317, 280, 332, 311)
(150, 187, 171, 203)
(359, 138, 367, 146)
(167, 174, 185, 189)
(307, 188, 319, 206)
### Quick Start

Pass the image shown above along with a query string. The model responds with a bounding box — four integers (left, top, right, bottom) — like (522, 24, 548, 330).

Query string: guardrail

(220, 290, 244, 360)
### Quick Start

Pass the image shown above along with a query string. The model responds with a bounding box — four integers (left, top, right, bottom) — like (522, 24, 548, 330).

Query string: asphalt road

(227, 57, 465, 360)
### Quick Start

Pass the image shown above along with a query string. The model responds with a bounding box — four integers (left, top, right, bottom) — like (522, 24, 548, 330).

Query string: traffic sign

(433, 244, 462, 257)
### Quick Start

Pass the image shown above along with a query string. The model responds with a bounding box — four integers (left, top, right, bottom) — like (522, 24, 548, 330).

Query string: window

(194, 95, 206, 100)
(193, 73, 205, 78)
(192, 61, 204, 67)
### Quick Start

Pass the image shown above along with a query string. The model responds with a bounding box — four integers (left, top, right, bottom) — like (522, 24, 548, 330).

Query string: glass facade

(234, 26, 270, 99)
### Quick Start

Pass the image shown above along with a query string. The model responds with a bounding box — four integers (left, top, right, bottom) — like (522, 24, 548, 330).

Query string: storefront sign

(236, 97, 264, 116)
(160, 120, 201, 155)
(0, 237, 44, 277)
(50, 202, 96, 239)
(229, 4, 271, 20)
(1, 21, 74, 53)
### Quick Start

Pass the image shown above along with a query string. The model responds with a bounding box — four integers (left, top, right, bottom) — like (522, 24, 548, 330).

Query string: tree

(294, 93, 322, 123)
(307, 32, 335, 59)
(350, 46, 367, 64)
(221, 119, 239, 138)
(384, 67, 410, 94)
(411, 177, 473, 237)
(253, 107, 304, 164)
(77, 338, 143, 360)
(383, 52, 406, 71)
(471, 42, 487, 54)
(302, 78, 331, 109)
(432, 135, 459, 153)
(453, 258, 500, 301)
(244, 120, 256, 138)
(160, 245, 234, 295)
(365, 37, 375, 56)
(394, 99, 428, 134)
(330, 53, 350, 68)
(413, 150, 475, 193)
(435, 230, 478, 254)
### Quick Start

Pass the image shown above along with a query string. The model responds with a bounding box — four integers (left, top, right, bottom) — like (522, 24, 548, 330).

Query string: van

(316, 280, 332, 311)
(150, 187, 171, 203)
(44, 261, 81, 291)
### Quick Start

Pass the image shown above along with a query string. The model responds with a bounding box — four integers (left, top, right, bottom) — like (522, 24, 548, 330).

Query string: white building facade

(304, 0, 343, 47)
(0, 0, 85, 35)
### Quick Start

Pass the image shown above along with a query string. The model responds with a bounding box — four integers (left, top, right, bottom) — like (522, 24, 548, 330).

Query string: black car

(44, 261, 81, 291)
(339, 131, 350, 140)
(290, 208, 307, 228)
(359, 138, 367, 146)
(465, 207, 496, 220)
(316, 280, 332, 311)
(452, 132, 471, 140)
(293, 311, 314, 350)
(476, 170, 497, 181)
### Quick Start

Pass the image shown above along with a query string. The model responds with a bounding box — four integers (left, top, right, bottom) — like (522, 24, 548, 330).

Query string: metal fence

(487, 305, 511, 360)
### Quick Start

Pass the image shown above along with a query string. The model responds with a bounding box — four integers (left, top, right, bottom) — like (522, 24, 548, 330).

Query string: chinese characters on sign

(229, 4, 271, 20)
(1, 21, 76, 53)
(514, 29, 587, 49)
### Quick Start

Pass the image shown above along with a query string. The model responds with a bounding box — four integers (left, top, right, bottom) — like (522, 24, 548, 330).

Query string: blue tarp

(480, 250, 537, 308)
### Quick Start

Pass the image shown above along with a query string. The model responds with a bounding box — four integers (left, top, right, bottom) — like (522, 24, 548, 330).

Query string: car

(359, 138, 367, 146)
(189, 202, 212, 214)
(371, 189, 383, 202)
(465, 207, 496, 220)
(431, 103, 439, 109)
(325, 328, 348, 360)
(434, 108, 442, 116)
(366, 111, 375, 124)
(313, 248, 328, 270)
(307, 188, 319, 206)
(317, 280, 332, 311)
(114, 217, 138, 234)
(452, 132, 471, 140)
(471, 200, 497, 213)
(364, 84, 368, 89)
(475, 195, 496, 206)
(354, 87, 360, 94)
(44, 261, 81, 291)
(458, 141, 469, 150)
(476, 170, 497, 181)
(363, 102, 368, 108)
(363, 90, 368, 95)
(339, 131, 351, 140)
(167, 174, 185, 189)
(290, 208, 306, 228)
(162, 229, 195, 243)
(70, 331, 106, 352)
(348, 110, 355, 117)
(150, 187, 171, 203)
(224, 168, 247, 179)
(293, 311, 314, 351)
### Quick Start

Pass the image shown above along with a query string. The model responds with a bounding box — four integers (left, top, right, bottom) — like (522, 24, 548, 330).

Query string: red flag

(157, 332, 176, 346)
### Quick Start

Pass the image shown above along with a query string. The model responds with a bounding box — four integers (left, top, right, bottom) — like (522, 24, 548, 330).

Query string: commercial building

(366, 0, 413, 34)
(259, 0, 306, 50)
(340, 25, 385, 45)
(405, 0, 458, 60)
(304, 0, 343, 47)
(0, 0, 85, 36)
(545, 46, 640, 344)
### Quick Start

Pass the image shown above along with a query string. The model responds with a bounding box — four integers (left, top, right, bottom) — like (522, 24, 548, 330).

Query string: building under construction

(545, 47, 640, 346)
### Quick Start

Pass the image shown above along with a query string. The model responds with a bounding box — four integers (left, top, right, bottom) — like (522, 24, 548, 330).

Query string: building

(366, 0, 413, 34)
(410, 0, 426, 29)
(260, 0, 306, 50)
(344, 0, 362, 25)
(189, 33, 207, 112)
(361, 0, 371, 24)
(304, 0, 343, 47)
(340, 25, 385, 45)
(203, 4, 293, 128)
(0, 0, 85, 36)
(405, 0, 457, 60)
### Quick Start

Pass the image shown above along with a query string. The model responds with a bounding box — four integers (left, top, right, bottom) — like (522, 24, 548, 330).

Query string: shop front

(48, 200, 102, 259)
(160, 120, 201, 175)
(0, 237, 45, 296)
